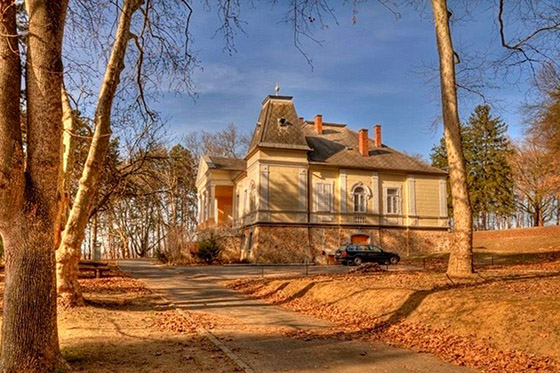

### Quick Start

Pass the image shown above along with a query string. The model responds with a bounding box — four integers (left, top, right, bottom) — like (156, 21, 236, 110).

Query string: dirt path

(119, 259, 476, 373)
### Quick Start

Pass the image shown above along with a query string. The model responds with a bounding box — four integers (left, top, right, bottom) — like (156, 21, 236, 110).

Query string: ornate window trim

(351, 182, 371, 213)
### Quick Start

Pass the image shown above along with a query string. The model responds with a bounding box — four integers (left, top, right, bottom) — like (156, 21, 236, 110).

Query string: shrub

(197, 234, 221, 264)
(158, 227, 196, 265)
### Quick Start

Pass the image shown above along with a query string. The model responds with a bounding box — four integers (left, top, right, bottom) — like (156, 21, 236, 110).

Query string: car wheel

(390, 256, 400, 265)
(352, 257, 362, 266)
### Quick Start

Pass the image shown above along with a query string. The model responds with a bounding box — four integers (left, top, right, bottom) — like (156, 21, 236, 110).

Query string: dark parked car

(335, 244, 400, 266)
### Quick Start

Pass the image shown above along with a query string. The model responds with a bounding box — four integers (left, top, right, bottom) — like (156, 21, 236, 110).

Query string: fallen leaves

(227, 266, 560, 373)
(79, 271, 151, 295)
(149, 311, 197, 334)
(348, 263, 387, 274)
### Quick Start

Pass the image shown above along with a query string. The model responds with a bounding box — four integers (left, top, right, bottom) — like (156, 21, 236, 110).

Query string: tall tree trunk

(431, 0, 474, 277)
(0, 1, 24, 218)
(56, 0, 143, 306)
(534, 206, 542, 227)
(108, 212, 114, 259)
(91, 213, 99, 260)
(1, 0, 69, 371)
(55, 86, 77, 244)
(55, 85, 84, 305)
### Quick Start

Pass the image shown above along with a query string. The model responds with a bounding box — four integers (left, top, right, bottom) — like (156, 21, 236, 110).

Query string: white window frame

(353, 187, 367, 213)
(351, 183, 371, 214)
(314, 181, 334, 213)
(384, 186, 402, 215)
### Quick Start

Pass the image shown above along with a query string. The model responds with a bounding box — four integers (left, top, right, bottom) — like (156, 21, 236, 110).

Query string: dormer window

(278, 117, 289, 126)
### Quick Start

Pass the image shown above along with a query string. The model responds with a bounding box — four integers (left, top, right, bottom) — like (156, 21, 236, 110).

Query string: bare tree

(511, 137, 560, 227)
(0, 0, 69, 370)
(57, 0, 195, 306)
(496, 0, 560, 79)
(184, 123, 249, 160)
(429, 0, 473, 276)
(57, 0, 144, 306)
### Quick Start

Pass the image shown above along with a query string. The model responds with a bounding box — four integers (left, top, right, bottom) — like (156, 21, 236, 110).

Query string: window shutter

(315, 183, 333, 213)
(320, 184, 327, 212)
(313, 183, 320, 212)
(326, 183, 333, 212)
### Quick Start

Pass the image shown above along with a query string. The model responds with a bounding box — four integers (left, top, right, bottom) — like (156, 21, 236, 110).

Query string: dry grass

(226, 259, 560, 372)
(400, 226, 560, 272)
(473, 226, 560, 253)
(0, 268, 239, 372)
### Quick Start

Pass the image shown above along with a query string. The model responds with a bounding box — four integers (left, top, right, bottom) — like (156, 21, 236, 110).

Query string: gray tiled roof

(205, 156, 246, 171)
(247, 96, 312, 155)
(301, 122, 446, 175)
(229, 95, 447, 176)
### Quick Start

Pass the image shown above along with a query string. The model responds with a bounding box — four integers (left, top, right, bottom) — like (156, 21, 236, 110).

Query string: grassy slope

(228, 259, 560, 372)
(473, 226, 560, 252)
(161, 226, 560, 371)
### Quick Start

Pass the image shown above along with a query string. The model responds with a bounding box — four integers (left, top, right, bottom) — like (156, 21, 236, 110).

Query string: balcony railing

(230, 210, 448, 228)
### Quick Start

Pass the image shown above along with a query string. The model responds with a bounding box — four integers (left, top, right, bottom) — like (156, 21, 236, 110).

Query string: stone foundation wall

(240, 225, 450, 263)
(198, 227, 243, 264)
(241, 226, 317, 263)
(219, 233, 243, 263)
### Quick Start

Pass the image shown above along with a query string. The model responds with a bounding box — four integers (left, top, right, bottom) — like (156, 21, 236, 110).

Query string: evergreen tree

(430, 136, 453, 218)
(430, 105, 514, 229)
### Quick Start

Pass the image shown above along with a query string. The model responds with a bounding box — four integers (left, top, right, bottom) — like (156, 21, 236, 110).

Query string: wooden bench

(78, 260, 110, 278)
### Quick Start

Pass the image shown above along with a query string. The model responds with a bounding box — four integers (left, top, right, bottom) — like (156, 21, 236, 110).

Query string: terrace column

(197, 194, 202, 223)
(209, 185, 216, 224)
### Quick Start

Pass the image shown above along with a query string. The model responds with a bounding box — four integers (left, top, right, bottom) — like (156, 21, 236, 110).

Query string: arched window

(352, 184, 370, 213)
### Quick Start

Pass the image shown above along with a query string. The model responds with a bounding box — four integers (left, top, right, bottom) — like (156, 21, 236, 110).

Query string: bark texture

(0, 0, 24, 222)
(430, 0, 474, 276)
(55, 86, 84, 306)
(57, 0, 143, 306)
(0, 0, 69, 371)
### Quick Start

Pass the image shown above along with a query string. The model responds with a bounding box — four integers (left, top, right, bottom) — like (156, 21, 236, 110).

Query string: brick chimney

(374, 124, 382, 147)
(359, 128, 369, 156)
(298, 117, 304, 125)
(314, 114, 323, 135)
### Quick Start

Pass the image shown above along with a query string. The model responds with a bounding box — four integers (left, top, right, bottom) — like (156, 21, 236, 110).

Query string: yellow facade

(195, 95, 449, 259)
(197, 154, 447, 229)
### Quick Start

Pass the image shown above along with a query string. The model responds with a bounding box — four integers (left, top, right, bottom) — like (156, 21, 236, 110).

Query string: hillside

(474, 226, 560, 253)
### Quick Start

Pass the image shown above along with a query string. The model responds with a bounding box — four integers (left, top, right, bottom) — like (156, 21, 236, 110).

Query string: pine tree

(431, 105, 514, 229)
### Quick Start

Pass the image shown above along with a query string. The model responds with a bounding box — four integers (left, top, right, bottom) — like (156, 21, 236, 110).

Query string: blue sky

(155, 2, 532, 160)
